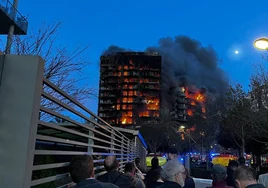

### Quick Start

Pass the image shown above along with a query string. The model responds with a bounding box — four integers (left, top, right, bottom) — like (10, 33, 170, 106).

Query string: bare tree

(220, 84, 255, 156)
(140, 108, 180, 153)
(0, 22, 96, 117)
(249, 61, 268, 138)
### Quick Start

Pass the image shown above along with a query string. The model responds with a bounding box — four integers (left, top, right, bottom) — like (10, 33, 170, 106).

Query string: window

(123, 91, 127, 96)
(128, 91, 133, 96)
(124, 72, 128, 76)
(123, 98, 128, 103)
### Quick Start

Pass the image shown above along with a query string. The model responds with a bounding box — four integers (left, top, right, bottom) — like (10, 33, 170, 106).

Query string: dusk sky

(19, 0, 268, 113)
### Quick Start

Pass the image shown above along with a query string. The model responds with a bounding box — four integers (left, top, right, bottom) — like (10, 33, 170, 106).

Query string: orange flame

(187, 110, 193, 116)
(122, 119, 126, 124)
(190, 101, 196, 106)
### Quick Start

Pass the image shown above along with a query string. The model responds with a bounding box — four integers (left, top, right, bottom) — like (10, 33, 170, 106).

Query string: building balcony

(0, 0, 28, 35)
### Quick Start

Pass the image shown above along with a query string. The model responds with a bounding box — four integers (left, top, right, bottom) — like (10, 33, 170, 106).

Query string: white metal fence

(0, 55, 147, 188)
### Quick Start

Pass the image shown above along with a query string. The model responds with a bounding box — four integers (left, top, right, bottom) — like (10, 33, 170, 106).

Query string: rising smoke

(103, 35, 228, 109)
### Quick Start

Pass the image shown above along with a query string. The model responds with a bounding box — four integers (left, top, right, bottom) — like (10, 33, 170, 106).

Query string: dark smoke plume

(103, 35, 228, 109)
(102, 45, 133, 56)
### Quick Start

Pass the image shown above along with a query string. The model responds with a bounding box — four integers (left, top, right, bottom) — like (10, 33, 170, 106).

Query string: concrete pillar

(0, 55, 44, 188)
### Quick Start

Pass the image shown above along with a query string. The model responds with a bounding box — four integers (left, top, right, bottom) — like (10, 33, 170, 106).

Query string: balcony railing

(0, 0, 28, 34)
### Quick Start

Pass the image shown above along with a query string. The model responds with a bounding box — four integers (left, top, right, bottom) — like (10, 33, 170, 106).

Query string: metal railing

(29, 78, 145, 187)
(0, 0, 28, 33)
(0, 55, 147, 188)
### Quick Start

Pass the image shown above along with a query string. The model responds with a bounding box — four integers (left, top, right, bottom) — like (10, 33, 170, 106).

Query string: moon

(234, 50, 239, 54)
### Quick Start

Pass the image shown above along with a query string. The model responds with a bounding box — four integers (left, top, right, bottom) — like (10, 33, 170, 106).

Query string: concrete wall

(0, 55, 44, 188)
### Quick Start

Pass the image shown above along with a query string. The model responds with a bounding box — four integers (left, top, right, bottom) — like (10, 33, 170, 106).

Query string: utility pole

(5, 0, 19, 54)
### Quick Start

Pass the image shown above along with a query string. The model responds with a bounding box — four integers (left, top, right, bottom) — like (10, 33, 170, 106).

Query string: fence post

(111, 130, 115, 154)
(87, 117, 95, 154)
(0, 55, 44, 188)
(127, 139, 131, 162)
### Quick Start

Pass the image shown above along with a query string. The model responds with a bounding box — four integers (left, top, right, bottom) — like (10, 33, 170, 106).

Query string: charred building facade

(98, 52, 161, 129)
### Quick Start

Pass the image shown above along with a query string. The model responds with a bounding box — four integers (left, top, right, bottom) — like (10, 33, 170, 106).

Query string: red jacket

(207, 181, 233, 188)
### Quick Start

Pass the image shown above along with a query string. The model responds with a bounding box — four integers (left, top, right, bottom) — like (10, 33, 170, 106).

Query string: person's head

(69, 155, 94, 183)
(151, 167, 163, 182)
(161, 159, 186, 187)
(239, 157, 246, 165)
(228, 160, 239, 171)
(151, 157, 159, 169)
(234, 166, 257, 188)
(124, 162, 136, 175)
(104, 156, 119, 172)
(135, 157, 141, 166)
(168, 147, 178, 160)
(211, 164, 227, 182)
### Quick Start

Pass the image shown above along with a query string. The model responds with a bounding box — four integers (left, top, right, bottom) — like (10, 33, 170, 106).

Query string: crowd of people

(208, 157, 267, 188)
(69, 153, 267, 188)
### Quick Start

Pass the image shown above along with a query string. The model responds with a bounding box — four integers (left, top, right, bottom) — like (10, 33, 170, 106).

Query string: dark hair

(168, 147, 177, 154)
(228, 160, 239, 168)
(238, 157, 246, 165)
(124, 162, 135, 173)
(151, 157, 159, 169)
(69, 155, 94, 183)
(234, 166, 256, 181)
(104, 156, 119, 171)
(135, 157, 140, 165)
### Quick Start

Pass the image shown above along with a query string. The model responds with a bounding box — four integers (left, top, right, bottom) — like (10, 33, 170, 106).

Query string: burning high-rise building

(183, 86, 206, 119)
(98, 52, 161, 129)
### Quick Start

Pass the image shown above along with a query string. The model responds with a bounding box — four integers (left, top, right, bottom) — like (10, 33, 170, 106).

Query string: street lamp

(253, 37, 268, 50)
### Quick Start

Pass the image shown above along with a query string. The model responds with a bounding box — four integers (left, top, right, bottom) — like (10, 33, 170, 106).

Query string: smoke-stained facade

(98, 52, 162, 129)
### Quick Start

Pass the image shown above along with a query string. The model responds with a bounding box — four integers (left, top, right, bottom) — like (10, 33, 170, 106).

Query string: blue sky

(18, 0, 268, 113)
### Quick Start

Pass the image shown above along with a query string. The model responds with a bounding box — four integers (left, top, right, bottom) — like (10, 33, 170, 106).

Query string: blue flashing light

(180, 158, 184, 161)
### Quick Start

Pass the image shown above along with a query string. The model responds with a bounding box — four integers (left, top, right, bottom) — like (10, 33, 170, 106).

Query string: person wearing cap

(207, 164, 232, 188)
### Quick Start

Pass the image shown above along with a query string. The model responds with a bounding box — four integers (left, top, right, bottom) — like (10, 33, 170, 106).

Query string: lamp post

(253, 37, 268, 50)
(5, 0, 19, 54)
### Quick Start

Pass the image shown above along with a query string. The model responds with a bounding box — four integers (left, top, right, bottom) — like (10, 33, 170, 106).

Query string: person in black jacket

(225, 160, 239, 187)
(97, 156, 136, 188)
(69, 155, 118, 188)
(184, 168, 195, 188)
(144, 157, 162, 187)
(147, 167, 164, 188)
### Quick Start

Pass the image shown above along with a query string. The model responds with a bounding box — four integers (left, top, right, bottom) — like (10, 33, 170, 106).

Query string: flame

(122, 119, 126, 124)
(190, 101, 196, 106)
(202, 107, 206, 113)
(187, 110, 193, 116)
(139, 111, 149, 117)
(182, 87, 185, 92)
